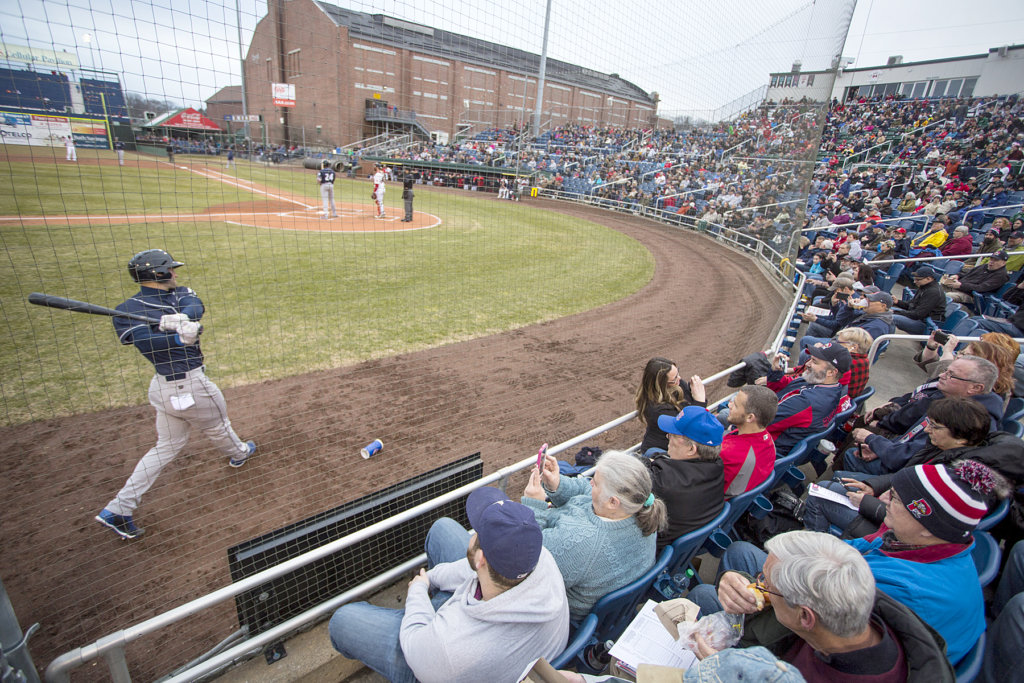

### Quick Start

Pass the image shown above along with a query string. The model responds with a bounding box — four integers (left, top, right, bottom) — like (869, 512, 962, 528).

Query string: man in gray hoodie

(328, 487, 570, 683)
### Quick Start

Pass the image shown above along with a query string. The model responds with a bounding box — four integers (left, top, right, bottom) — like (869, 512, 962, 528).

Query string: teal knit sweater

(521, 474, 656, 621)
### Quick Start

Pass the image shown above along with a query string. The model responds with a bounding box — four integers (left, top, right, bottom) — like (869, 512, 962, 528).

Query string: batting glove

(178, 320, 202, 345)
(159, 313, 190, 332)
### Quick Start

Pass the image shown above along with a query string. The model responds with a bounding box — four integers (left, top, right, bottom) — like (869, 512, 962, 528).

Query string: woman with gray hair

(522, 450, 667, 621)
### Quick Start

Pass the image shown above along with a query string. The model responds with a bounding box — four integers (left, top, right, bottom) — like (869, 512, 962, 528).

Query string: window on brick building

(286, 49, 301, 78)
(265, 58, 272, 81)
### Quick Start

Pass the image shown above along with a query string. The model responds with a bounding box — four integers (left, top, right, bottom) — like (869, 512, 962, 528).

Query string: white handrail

(962, 202, 1024, 229)
(866, 333, 1024, 369)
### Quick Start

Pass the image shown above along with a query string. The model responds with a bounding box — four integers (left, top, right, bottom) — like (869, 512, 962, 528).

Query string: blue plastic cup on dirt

(361, 439, 383, 459)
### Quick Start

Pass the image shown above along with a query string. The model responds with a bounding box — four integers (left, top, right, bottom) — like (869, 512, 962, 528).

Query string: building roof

(313, 2, 655, 105)
(207, 85, 242, 104)
(768, 44, 1024, 77)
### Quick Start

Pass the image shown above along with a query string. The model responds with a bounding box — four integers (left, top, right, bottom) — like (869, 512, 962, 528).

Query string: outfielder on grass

(95, 249, 256, 541)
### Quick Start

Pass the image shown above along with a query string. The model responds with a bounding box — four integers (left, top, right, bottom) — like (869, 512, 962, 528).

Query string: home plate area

(225, 205, 440, 232)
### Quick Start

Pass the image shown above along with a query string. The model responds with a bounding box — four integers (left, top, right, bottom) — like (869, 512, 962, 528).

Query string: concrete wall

(976, 49, 1024, 97)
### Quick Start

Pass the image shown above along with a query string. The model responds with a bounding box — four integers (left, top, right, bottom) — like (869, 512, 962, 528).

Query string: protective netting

(0, 0, 853, 679)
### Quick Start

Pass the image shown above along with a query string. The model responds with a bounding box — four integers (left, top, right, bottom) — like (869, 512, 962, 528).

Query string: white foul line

(186, 166, 315, 210)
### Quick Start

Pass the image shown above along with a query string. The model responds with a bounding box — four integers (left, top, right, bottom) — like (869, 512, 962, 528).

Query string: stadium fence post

(0, 577, 41, 683)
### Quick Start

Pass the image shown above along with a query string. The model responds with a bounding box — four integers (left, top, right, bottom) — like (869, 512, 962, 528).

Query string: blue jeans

(685, 542, 769, 616)
(798, 333, 831, 356)
(984, 594, 1024, 683)
(996, 541, 1024, 615)
(893, 315, 929, 335)
(801, 480, 861, 533)
(841, 447, 891, 475)
(328, 517, 470, 682)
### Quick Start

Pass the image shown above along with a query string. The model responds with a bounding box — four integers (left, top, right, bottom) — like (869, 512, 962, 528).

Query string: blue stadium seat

(574, 546, 675, 673)
(1005, 397, 1024, 423)
(971, 530, 1001, 587)
(550, 613, 597, 669)
(954, 631, 984, 682)
(652, 503, 731, 599)
(978, 498, 1009, 532)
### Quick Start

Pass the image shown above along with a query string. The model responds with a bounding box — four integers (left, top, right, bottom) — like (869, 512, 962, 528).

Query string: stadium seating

(80, 78, 129, 117)
(972, 530, 1001, 588)
(550, 613, 598, 669)
(978, 498, 1010, 532)
(954, 633, 985, 682)
(572, 546, 675, 674)
(0, 67, 71, 112)
(652, 503, 731, 599)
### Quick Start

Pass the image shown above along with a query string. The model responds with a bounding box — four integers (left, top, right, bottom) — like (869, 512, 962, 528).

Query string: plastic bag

(675, 611, 744, 654)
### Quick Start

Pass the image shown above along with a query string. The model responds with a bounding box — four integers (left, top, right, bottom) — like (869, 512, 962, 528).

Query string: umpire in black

(401, 174, 415, 222)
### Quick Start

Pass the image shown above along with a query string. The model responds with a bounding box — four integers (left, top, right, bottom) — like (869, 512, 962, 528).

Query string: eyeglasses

(754, 572, 785, 601)
(939, 370, 978, 384)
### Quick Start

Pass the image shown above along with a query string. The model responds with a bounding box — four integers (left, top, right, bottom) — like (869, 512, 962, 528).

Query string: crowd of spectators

(323, 93, 1024, 683)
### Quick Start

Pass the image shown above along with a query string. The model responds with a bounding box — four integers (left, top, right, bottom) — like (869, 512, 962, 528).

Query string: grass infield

(0, 153, 653, 425)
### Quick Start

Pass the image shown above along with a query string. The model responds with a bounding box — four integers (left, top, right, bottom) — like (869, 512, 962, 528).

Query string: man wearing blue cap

(328, 487, 569, 683)
(645, 406, 727, 548)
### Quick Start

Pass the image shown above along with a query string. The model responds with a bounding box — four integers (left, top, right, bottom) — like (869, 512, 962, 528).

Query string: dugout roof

(314, 2, 655, 105)
(142, 107, 222, 131)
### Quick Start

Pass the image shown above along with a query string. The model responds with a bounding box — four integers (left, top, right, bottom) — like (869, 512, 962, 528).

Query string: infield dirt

(0, 197, 786, 681)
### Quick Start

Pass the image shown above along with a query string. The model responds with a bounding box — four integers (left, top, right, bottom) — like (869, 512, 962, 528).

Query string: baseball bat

(28, 292, 161, 324)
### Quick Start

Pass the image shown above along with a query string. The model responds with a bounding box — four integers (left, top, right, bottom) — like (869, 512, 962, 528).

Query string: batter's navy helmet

(128, 249, 184, 282)
(321, 160, 331, 169)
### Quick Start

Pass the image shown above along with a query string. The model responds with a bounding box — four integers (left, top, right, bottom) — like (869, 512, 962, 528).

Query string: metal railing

(45, 190, 805, 683)
(866, 333, 1024, 371)
(962, 202, 1024, 229)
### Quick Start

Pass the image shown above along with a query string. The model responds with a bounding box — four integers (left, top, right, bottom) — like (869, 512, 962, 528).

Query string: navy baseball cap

(913, 266, 938, 280)
(658, 406, 724, 446)
(465, 487, 543, 579)
(807, 341, 852, 374)
(991, 250, 1009, 262)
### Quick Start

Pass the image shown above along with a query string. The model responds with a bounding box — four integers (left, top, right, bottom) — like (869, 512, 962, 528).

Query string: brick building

(244, 0, 660, 146)
(204, 85, 243, 129)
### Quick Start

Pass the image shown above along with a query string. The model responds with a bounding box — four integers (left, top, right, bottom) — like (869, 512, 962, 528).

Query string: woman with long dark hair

(634, 357, 706, 456)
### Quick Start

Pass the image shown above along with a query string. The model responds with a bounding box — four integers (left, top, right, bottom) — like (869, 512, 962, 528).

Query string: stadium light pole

(532, 0, 553, 136)
(235, 0, 250, 144)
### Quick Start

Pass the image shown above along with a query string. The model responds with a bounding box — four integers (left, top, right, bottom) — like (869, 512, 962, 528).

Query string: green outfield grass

(0, 154, 653, 425)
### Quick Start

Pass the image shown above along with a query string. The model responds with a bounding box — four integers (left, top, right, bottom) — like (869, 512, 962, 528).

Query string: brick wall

(244, 0, 658, 146)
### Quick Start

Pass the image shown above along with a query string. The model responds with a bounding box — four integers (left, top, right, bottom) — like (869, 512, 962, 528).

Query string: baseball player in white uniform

(373, 164, 386, 218)
(65, 136, 76, 162)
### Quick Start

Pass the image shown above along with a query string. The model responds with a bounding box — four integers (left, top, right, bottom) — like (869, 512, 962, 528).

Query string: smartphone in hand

(537, 443, 548, 473)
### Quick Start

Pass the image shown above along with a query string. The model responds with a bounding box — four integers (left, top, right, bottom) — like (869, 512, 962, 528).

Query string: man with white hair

(692, 460, 999, 667)
(688, 530, 954, 680)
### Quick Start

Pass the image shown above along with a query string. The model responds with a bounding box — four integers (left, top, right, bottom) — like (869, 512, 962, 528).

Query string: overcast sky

(1, 0, 1022, 114)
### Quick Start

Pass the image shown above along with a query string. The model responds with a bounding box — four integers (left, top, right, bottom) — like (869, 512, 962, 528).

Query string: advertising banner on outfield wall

(69, 118, 110, 148)
(0, 111, 110, 148)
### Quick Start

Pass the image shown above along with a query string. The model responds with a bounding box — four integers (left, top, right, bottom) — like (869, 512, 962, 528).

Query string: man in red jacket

(940, 225, 974, 257)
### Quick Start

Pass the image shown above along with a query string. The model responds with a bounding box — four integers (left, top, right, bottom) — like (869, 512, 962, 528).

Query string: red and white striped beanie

(891, 461, 994, 543)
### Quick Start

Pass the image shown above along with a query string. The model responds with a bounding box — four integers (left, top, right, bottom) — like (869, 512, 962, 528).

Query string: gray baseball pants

(106, 367, 247, 516)
(321, 184, 337, 217)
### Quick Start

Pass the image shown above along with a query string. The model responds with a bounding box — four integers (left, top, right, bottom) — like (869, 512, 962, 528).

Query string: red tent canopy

(158, 108, 222, 131)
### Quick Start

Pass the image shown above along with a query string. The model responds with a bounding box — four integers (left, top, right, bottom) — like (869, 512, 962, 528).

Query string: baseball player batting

(318, 160, 338, 219)
(95, 249, 255, 540)
(372, 164, 386, 218)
